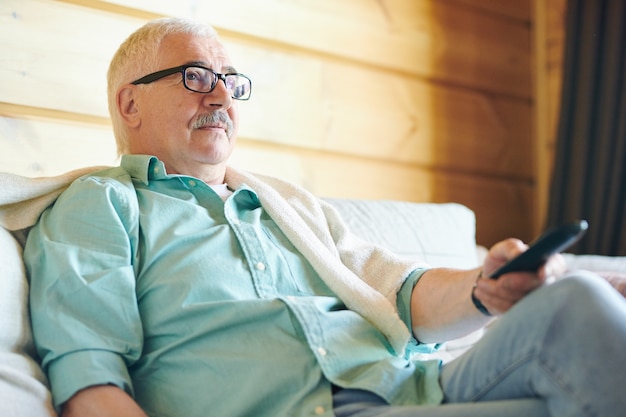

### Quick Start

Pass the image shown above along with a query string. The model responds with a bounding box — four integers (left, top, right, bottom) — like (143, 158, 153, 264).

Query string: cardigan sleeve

(317, 198, 428, 301)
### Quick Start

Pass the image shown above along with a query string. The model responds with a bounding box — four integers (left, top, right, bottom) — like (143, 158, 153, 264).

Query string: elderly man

(24, 17, 626, 417)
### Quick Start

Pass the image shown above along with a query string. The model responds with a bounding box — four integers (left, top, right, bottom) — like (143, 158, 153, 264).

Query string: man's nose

(204, 78, 233, 109)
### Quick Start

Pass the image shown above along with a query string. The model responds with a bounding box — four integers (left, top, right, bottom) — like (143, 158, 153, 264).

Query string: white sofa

(2, 180, 625, 416)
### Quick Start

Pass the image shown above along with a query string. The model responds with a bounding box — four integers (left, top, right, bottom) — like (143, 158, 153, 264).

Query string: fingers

(483, 238, 528, 277)
(538, 253, 567, 281)
(477, 237, 565, 315)
(492, 238, 528, 260)
(474, 272, 544, 315)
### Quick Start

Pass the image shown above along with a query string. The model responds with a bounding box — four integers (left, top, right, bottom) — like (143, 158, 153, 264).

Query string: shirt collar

(120, 155, 249, 198)
(120, 154, 169, 185)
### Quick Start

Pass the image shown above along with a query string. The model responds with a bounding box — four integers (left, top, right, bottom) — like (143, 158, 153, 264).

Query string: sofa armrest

(562, 253, 626, 274)
(0, 227, 56, 416)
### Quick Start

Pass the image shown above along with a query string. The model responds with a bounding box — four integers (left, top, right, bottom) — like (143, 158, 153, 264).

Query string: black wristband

(471, 271, 492, 316)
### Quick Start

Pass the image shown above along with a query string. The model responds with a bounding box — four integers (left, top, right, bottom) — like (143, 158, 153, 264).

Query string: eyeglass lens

(183, 67, 250, 99)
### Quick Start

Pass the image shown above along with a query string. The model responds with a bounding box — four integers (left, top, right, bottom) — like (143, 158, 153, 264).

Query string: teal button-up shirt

(25, 155, 442, 417)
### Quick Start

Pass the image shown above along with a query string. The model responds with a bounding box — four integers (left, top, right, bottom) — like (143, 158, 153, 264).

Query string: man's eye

(186, 71, 201, 81)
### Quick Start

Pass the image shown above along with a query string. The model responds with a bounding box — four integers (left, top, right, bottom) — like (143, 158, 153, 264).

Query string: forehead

(157, 33, 232, 70)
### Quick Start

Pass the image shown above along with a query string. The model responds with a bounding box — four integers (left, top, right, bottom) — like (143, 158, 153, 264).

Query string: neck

(171, 162, 227, 185)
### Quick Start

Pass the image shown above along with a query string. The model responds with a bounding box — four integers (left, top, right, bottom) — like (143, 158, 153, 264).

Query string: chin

(197, 146, 234, 165)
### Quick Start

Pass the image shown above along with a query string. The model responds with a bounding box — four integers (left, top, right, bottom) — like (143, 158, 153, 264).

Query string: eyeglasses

(131, 64, 252, 100)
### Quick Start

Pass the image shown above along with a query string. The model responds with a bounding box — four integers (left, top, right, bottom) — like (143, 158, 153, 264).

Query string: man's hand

(410, 238, 567, 343)
(473, 238, 567, 315)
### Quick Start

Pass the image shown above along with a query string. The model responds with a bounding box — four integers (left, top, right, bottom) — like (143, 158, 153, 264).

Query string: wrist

(471, 270, 492, 316)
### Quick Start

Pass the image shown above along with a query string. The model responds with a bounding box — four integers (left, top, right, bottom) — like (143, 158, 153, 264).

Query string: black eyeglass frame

(131, 64, 252, 100)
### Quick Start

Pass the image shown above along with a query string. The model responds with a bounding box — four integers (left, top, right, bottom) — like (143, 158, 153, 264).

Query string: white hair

(107, 18, 218, 154)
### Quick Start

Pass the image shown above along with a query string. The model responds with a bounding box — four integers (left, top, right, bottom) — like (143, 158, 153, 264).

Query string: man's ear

(117, 85, 141, 128)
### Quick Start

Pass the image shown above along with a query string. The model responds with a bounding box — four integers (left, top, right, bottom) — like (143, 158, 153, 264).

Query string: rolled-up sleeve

(24, 172, 143, 409)
(396, 268, 441, 355)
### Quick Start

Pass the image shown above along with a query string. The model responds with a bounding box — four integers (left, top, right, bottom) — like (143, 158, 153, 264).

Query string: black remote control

(490, 220, 589, 279)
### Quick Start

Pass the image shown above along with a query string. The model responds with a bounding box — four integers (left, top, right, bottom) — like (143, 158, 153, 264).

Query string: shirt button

(314, 406, 325, 415)
(255, 262, 266, 271)
(317, 347, 327, 356)
(188, 180, 196, 187)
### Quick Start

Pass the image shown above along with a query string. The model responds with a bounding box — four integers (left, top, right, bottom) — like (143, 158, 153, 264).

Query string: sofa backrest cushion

(326, 199, 479, 269)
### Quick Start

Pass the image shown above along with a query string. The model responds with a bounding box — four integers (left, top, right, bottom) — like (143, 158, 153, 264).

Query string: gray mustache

(191, 111, 234, 138)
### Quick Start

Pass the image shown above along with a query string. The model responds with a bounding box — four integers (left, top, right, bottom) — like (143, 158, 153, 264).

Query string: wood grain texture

(86, 0, 532, 98)
(0, 0, 544, 246)
(533, 0, 567, 233)
(0, 0, 533, 178)
(0, 116, 531, 245)
(0, 117, 117, 176)
(440, 0, 531, 21)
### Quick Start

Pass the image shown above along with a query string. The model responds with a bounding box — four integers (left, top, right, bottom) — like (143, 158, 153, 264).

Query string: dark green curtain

(548, 0, 626, 256)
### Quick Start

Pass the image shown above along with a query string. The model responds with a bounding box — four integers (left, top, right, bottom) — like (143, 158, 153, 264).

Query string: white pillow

(0, 227, 56, 417)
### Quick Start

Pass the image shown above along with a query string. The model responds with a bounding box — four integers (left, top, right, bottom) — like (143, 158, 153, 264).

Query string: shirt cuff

(396, 268, 442, 355)
(48, 349, 133, 411)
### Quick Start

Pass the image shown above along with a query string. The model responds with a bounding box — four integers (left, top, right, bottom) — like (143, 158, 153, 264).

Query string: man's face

(128, 32, 240, 180)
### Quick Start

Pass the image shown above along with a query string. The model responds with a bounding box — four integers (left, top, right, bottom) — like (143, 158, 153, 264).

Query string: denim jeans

(334, 272, 626, 417)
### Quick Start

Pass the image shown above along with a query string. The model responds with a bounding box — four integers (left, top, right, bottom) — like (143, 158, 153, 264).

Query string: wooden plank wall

(0, 0, 564, 247)
(534, 0, 568, 233)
